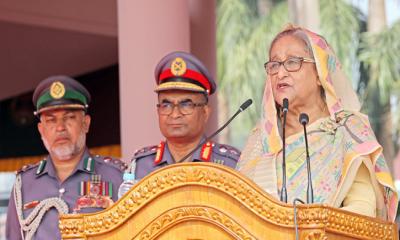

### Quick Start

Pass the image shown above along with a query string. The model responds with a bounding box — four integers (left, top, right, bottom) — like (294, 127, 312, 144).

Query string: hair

(269, 26, 313, 60)
(202, 93, 209, 104)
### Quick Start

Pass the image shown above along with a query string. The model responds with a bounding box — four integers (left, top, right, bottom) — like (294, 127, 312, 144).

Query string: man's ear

(203, 104, 211, 123)
(83, 114, 91, 133)
(37, 121, 44, 136)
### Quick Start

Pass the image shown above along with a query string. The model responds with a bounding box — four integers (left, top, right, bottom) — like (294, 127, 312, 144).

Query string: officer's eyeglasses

(264, 57, 315, 75)
(157, 100, 207, 115)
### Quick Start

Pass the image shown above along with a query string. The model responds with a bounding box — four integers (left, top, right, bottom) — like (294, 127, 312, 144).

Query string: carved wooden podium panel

(59, 163, 398, 240)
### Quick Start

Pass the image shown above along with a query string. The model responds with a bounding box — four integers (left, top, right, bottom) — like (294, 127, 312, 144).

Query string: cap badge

(171, 57, 187, 76)
(50, 81, 66, 99)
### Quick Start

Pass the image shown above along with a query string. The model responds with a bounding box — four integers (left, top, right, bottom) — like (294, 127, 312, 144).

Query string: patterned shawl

(237, 25, 398, 221)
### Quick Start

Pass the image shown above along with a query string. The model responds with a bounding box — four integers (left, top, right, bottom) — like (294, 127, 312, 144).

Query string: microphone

(177, 99, 253, 163)
(239, 99, 253, 112)
(299, 113, 314, 204)
(280, 98, 289, 203)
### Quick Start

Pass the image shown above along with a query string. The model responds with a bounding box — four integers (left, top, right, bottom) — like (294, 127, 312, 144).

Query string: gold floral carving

(59, 163, 397, 239)
(137, 206, 256, 240)
(303, 230, 328, 240)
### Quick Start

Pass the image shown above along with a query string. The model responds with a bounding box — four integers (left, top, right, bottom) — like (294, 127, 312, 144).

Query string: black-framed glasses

(157, 100, 207, 115)
(264, 57, 315, 75)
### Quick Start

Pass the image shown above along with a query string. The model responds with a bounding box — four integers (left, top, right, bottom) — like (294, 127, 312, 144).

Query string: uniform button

(104, 158, 110, 163)
(59, 188, 66, 198)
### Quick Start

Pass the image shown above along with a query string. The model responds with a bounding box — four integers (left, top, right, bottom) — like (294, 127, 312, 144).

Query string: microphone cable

(177, 99, 253, 163)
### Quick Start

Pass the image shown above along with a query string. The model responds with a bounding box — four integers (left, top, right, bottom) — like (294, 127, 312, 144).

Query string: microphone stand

(280, 98, 288, 203)
(299, 113, 314, 204)
(177, 99, 253, 163)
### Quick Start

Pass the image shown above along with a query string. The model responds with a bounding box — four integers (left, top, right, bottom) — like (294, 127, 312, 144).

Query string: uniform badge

(73, 174, 114, 213)
(36, 159, 47, 175)
(154, 141, 166, 164)
(200, 141, 213, 162)
(23, 200, 40, 210)
(171, 57, 187, 76)
(50, 81, 66, 99)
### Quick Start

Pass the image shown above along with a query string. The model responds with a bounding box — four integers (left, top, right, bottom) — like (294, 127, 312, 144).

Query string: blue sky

(386, 0, 400, 25)
(350, 0, 400, 26)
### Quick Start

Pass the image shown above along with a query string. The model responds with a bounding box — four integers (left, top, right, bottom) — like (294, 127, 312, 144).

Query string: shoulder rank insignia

(101, 156, 128, 171)
(73, 174, 114, 213)
(36, 159, 47, 175)
(200, 141, 213, 162)
(83, 157, 95, 172)
(16, 161, 41, 175)
(213, 143, 241, 161)
(133, 145, 157, 160)
(154, 141, 166, 164)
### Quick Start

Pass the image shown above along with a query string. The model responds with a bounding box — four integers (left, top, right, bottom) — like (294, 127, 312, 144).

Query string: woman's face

(268, 34, 321, 110)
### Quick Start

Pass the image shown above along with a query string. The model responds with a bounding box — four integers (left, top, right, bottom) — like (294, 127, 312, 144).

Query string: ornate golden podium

(59, 163, 398, 240)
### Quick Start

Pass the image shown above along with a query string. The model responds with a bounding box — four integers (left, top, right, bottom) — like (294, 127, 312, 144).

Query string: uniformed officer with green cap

(6, 75, 126, 240)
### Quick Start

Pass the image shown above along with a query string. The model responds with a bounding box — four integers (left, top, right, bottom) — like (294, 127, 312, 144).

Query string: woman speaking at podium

(237, 25, 398, 221)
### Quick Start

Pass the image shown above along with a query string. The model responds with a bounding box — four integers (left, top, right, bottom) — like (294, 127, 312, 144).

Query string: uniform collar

(75, 148, 95, 173)
(155, 137, 211, 166)
(35, 156, 52, 178)
(36, 148, 94, 178)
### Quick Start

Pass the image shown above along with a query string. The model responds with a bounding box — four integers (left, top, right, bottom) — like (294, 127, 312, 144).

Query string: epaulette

(132, 145, 158, 161)
(212, 143, 241, 161)
(95, 155, 128, 172)
(16, 161, 41, 175)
